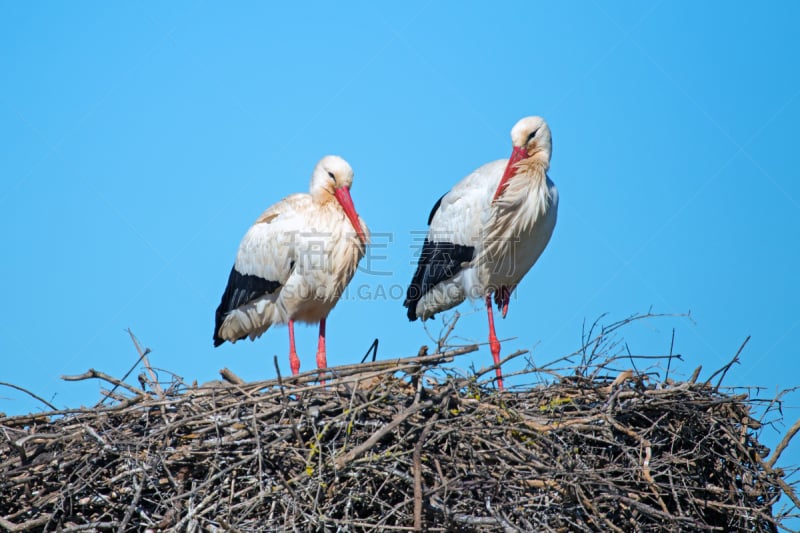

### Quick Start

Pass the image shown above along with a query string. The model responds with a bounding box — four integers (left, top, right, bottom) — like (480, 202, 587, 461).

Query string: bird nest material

(1, 315, 798, 532)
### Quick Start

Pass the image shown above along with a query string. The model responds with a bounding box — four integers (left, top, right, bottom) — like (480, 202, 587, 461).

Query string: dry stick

(437, 311, 460, 352)
(72, 335, 150, 407)
(751, 422, 800, 511)
(767, 417, 800, 469)
(61, 368, 144, 397)
(576, 484, 625, 533)
(665, 327, 676, 383)
(227, 348, 453, 392)
(98, 387, 128, 403)
(540, 312, 689, 374)
(118, 473, 144, 531)
(603, 494, 699, 526)
(242, 345, 479, 392)
(428, 495, 504, 528)
(273, 355, 304, 460)
(334, 398, 434, 470)
(413, 393, 448, 529)
(220, 367, 245, 385)
(217, 518, 246, 533)
(704, 335, 750, 391)
(359, 338, 380, 364)
(473, 349, 529, 383)
(603, 415, 669, 514)
(319, 346, 479, 383)
(127, 328, 163, 398)
(0, 381, 57, 411)
(58, 521, 120, 532)
(251, 399, 266, 496)
(322, 520, 445, 532)
(0, 515, 51, 532)
(483, 498, 519, 533)
(776, 477, 800, 510)
(0, 393, 146, 426)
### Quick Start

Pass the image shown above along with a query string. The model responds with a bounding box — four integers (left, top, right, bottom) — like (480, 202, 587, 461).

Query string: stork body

(404, 117, 558, 389)
(214, 155, 369, 376)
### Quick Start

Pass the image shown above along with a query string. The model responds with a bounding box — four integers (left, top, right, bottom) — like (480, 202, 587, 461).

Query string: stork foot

(495, 286, 512, 318)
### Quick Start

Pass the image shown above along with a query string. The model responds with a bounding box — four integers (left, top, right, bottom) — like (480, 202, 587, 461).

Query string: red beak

(492, 146, 528, 201)
(334, 187, 367, 244)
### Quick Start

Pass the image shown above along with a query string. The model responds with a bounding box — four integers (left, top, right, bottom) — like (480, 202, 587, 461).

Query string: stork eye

(327, 171, 336, 182)
(527, 129, 538, 143)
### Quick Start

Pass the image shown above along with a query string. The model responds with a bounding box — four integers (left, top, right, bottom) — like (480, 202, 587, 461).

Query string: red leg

(316, 319, 327, 385)
(316, 319, 328, 369)
(288, 320, 300, 376)
(485, 294, 504, 391)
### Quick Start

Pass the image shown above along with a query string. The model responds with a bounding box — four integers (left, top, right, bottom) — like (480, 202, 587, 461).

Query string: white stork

(214, 155, 369, 377)
(404, 116, 558, 390)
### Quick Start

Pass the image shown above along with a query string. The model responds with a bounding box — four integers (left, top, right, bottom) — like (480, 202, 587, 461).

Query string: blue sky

(2, 0, 799, 516)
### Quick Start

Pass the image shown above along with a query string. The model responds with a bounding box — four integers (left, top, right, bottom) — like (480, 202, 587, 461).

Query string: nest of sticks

(1, 314, 798, 532)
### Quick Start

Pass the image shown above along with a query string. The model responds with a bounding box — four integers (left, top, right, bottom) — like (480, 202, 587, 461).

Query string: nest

(1, 315, 798, 532)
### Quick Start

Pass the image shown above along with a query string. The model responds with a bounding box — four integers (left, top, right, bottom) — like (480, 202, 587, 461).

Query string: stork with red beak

(404, 117, 558, 390)
(214, 155, 369, 377)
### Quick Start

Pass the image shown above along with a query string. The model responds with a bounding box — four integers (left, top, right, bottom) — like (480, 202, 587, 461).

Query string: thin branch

(0, 381, 57, 411)
(127, 329, 163, 398)
(61, 368, 144, 397)
(704, 336, 750, 391)
(768, 417, 800, 469)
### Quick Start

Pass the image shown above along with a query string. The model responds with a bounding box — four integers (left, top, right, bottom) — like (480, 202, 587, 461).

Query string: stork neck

(494, 156, 549, 203)
(310, 186, 336, 205)
(517, 158, 549, 182)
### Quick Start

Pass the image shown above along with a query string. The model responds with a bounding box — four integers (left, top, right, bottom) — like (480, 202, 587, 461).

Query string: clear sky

(2, 0, 799, 516)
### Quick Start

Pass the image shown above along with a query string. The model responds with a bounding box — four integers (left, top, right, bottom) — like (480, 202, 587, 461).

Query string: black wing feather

(214, 266, 281, 346)
(427, 193, 446, 225)
(403, 239, 474, 321)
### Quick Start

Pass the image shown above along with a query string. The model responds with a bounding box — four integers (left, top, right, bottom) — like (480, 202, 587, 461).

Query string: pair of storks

(213, 116, 558, 390)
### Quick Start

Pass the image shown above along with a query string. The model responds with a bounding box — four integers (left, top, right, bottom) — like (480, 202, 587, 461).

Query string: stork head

(494, 116, 552, 201)
(310, 155, 367, 244)
(510, 116, 551, 161)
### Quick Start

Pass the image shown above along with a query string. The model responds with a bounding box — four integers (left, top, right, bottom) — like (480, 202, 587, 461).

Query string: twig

(666, 328, 676, 383)
(0, 381, 57, 411)
(86, 331, 150, 406)
(0, 515, 51, 532)
(264, 345, 479, 388)
(61, 369, 144, 397)
(768, 417, 800, 468)
(413, 393, 448, 529)
(220, 368, 245, 385)
(437, 311, 460, 352)
(704, 336, 750, 391)
(360, 338, 380, 364)
(127, 329, 163, 398)
(473, 349, 529, 383)
(118, 473, 144, 531)
(334, 399, 433, 470)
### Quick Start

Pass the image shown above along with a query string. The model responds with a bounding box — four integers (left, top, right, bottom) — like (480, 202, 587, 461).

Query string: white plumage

(404, 116, 558, 389)
(214, 155, 369, 376)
